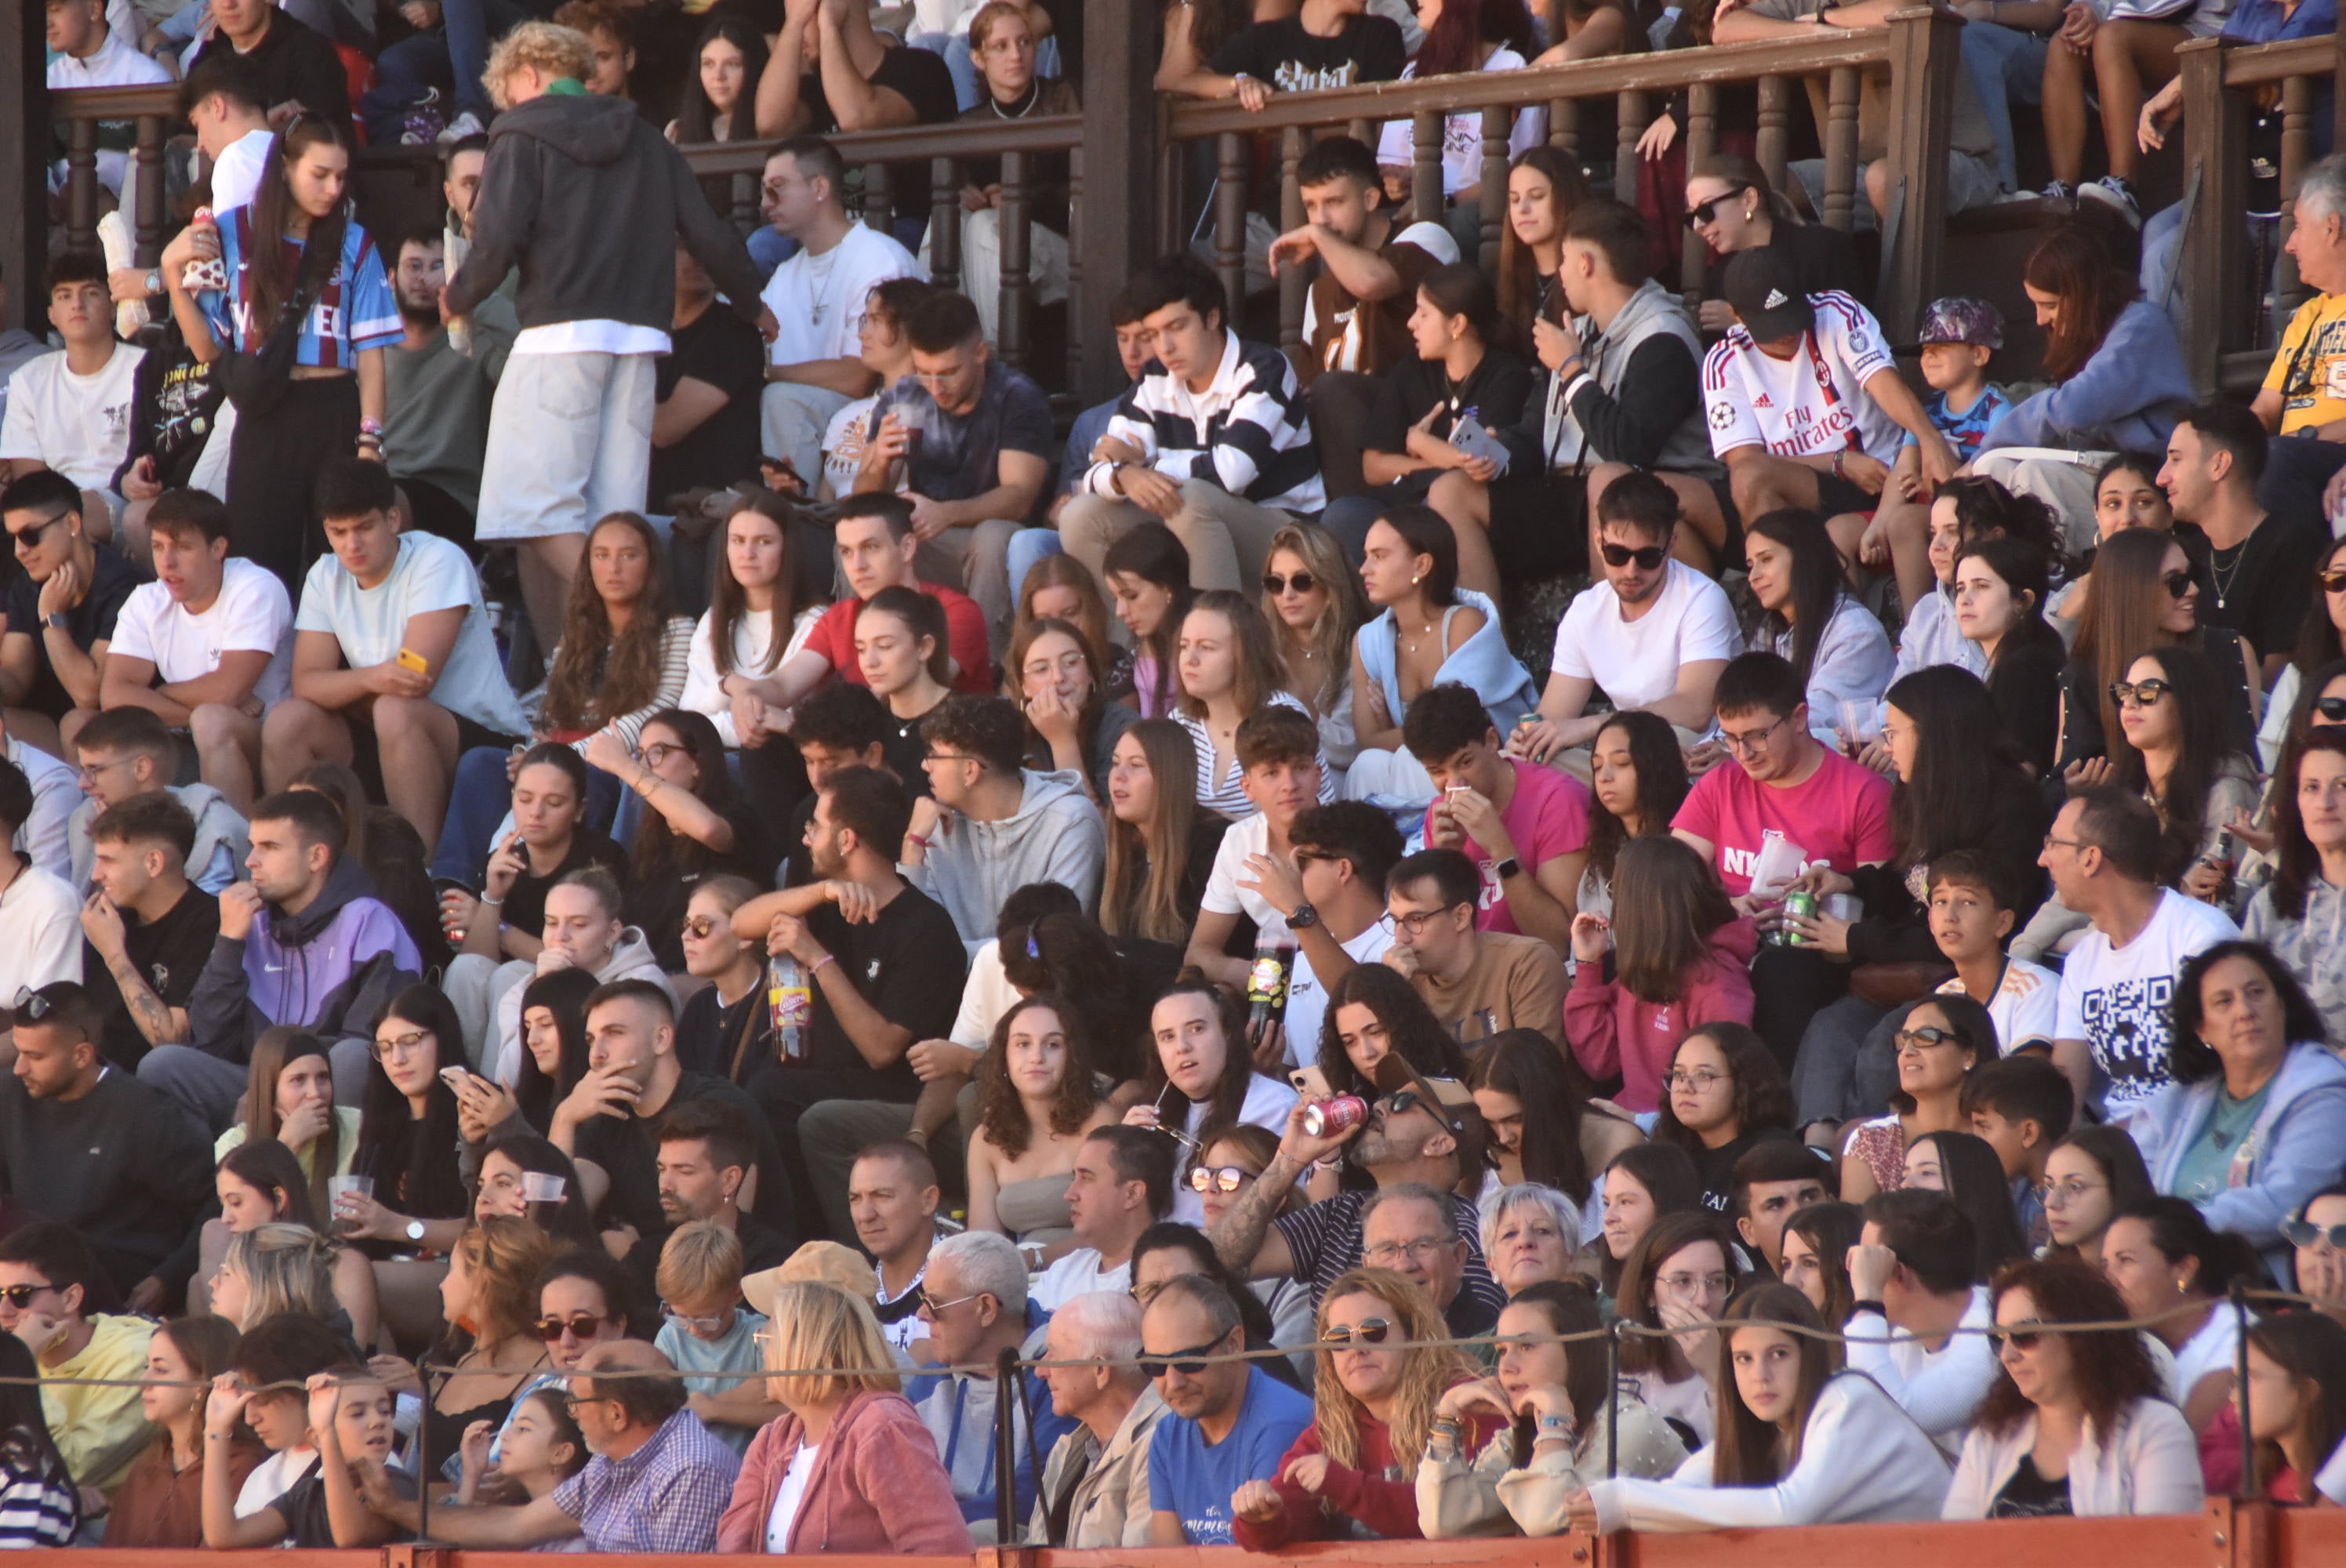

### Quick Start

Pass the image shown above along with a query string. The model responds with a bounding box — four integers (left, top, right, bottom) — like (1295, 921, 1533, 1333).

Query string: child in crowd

(1962, 1054, 2075, 1252)
(456, 1385, 587, 1508)
(652, 1221, 778, 1455)
(1861, 299, 2016, 612)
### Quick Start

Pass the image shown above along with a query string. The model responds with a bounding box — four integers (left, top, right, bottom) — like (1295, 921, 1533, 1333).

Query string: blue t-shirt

(1901, 381, 2012, 458)
(201, 206, 401, 370)
(1145, 1367, 1315, 1545)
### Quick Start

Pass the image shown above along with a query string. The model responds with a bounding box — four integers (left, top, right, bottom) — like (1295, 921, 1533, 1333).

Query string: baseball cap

(1721, 246, 1814, 342)
(1908, 296, 2005, 350)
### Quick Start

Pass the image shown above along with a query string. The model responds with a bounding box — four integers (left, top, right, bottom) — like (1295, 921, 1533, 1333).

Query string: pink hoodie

(1563, 918, 1758, 1112)
(717, 1388, 975, 1556)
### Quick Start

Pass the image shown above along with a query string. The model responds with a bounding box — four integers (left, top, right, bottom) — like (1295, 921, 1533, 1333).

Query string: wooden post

(1877, 5, 1961, 340)
(1082, 0, 1160, 402)
(1279, 125, 1307, 361)
(1550, 96, 1580, 162)
(1821, 65, 1860, 231)
(2275, 73, 2314, 320)
(1756, 74, 1791, 194)
(1215, 130, 1247, 327)
(928, 155, 961, 296)
(133, 112, 165, 267)
(999, 148, 1031, 371)
(1615, 89, 1648, 205)
(1413, 111, 1443, 226)
(1479, 105, 1509, 274)
(0, 0, 40, 335)
(2177, 35, 2248, 395)
(1064, 143, 1084, 397)
(1682, 82, 1718, 314)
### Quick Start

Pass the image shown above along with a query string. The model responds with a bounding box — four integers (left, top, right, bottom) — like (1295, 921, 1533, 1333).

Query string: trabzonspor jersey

(1701, 290, 1902, 465)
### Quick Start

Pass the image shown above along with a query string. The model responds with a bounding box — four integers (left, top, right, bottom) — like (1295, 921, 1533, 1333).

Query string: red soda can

(1303, 1095, 1367, 1138)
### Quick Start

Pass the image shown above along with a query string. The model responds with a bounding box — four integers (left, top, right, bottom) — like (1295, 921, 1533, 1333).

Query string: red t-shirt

(802, 581, 994, 694)
(1421, 758, 1591, 935)
(1671, 746, 1894, 897)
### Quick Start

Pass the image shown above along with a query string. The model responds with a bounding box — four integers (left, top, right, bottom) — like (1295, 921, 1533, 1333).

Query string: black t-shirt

(1211, 14, 1405, 93)
(82, 885, 222, 1071)
(190, 12, 350, 125)
(572, 1069, 788, 1239)
(650, 306, 766, 508)
(2179, 510, 2328, 668)
(870, 362, 1055, 508)
(880, 696, 947, 800)
(800, 45, 958, 216)
(4, 543, 140, 720)
(1365, 350, 1535, 501)
(623, 1205, 795, 1290)
(1988, 1453, 2073, 1519)
(1702, 221, 1867, 309)
(495, 831, 630, 941)
(630, 801, 774, 971)
(118, 325, 227, 492)
(792, 880, 964, 1099)
(675, 981, 772, 1083)
(271, 1460, 416, 1546)
(1686, 1125, 1800, 1214)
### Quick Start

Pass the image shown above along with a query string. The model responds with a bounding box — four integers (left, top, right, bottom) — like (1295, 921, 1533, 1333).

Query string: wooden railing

(2175, 32, 2346, 395)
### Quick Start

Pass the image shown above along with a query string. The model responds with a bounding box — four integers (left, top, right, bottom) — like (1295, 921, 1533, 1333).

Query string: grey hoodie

(491, 926, 677, 1084)
(2244, 876, 2346, 1049)
(1505, 277, 1718, 481)
(68, 782, 249, 893)
(905, 769, 1106, 952)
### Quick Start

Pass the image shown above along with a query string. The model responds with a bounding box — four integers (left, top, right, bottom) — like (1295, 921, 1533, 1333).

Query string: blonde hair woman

(717, 1282, 974, 1554)
(1261, 522, 1367, 777)
(209, 1222, 340, 1330)
(1231, 1267, 1480, 1545)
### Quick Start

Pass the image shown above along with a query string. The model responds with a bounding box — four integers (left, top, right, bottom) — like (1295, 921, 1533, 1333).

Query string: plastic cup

(521, 1173, 566, 1204)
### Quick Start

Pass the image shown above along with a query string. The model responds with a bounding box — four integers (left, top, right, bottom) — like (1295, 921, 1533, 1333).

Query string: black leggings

(227, 372, 358, 599)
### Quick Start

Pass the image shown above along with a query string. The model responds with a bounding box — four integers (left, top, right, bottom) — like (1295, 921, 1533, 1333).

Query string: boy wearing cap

(1701, 248, 1960, 574)
(1859, 297, 2014, 609)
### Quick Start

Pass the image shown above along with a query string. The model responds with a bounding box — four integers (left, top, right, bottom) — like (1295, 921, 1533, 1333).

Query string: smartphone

(438, 1066, 471, 1089)
(1288, 1064, 1332, 1099)
(395, 647, 429, 674)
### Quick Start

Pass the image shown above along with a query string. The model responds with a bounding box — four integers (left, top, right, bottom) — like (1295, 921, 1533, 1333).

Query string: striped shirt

(0, 1461, 77, 1548)
(1270, 1188, 1508, 1314)
(1176, 690, 1335, 818)
(547, 615, 695, 752)
(1084, 332, 1324, 513)
(202, 205, 402, 370)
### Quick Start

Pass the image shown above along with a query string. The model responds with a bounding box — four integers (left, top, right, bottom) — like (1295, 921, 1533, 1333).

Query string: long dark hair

(479, 1132, 597, 1248)
(2074, 526, 2195, 760)
(1102, 719, 1209, 946)
(1599, 1142, 1702, 1295)
(2025, 212, 2140, 383)
(1465, 1029, 1594, 1198)
(975, 993, 1102, 1160)
(1103, 523, 1193, 716)
(2246, 1312, 2346, 1494)
(1584, 710, 1689, 884)
(628, 708, 740, 883)
(545, 512, 676, 734)
(1708, 1285, 1836, 1488)
(1936, 474, 2061, 563)
(354, 983, 469, 1221)
(0, 1334, 74, 1523)
(1504, 1279, 1611, 1431)
(1004, 909, 1153, 1083)
(1315, 964, 1468, 1100)
(1416, 260, 1516, 357)
(1650, 1022, 1792, 1152)
(1745, 509, 1846, 688)
(1615, 1210, 1736, 1377)
(235, 1026, 341, 1221)
(673, 14, 767, 142)
(709, 495, 802, 678)
(1954, 534, 2062, 671)
(2110, 644, 2244, 884)
(512, 967, 599, 1134)
(1881, 666, 2033, 869)
(1907, 1129, 2027, 1283)
(1782, 1200, 1863, 1332)
(2043, 1126, 2155, 1258)
(2271, 730, 2346, 921)
(2170, 940, 2327, 1083)
(1888, 992, 1992, 1116)
(1973, 1256, 2162, 1439)
(1610, 836, 1738, 1003)
(1370, 503, 1463, 611)
(247, 114, 350, 349)
(2292, 535, 2346, 678)
(1144, 977, 1255, 1145)
(1497, 145, 1591, 328)
(1410, 0, 1538, 78)
(2111, 1195, 2262, 1301)
(219, 1138, 320, 1232)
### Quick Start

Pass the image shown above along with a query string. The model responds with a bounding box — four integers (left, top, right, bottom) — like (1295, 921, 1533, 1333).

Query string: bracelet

(358, 416, 386, 437)
(1832, 450, 1847, 479)
(1851, 1298, 1887, 1318)
(479, 893, 503, 908)
(907, 832, 932, 851)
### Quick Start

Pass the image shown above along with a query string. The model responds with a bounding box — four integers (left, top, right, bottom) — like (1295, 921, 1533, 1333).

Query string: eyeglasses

(1719, 713, 1791, 756)
(73, 756, 136, 785)
(1987, 1321, 2045, 1354)
(1262, 571, 1317, 596)
(1138, 1338, 1226, 1378)
(1599, 542, 1668, 571)
(372, 1029, 432, 1062)
(1683, 189, 1746, 229)
(1656, 1272, 1732, 1295)
(1391, 903, 1466, 936)
(1664, 1067, 1727, 1091)
(2036, 1177, 2105, 1209)
(680, 915, 721, 938)
(661, 1302, 731, 1332)
(560, 1389, 615, 1414)
(2163, 570, 2196, 600)
(533, 1312, 611, 1341)
(2284, 1218, 2346, 1250)
(1188, 1164, 1251, 1194)
(1363, 1236, 1451, 1265)
(639, 741, 686, 768)
(1894, 1025, 1964, 1054)
(1322, 1317, 1393, 1348)
(917, 1289, 982, 1316)
(0, 1283, 56, 1308)
(2042, 831, 2087, 853)
(923, 751, 975, 768)
(2108, 679, 2173, 708)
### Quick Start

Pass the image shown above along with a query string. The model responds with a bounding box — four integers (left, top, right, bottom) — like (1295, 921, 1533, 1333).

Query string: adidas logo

(1763, 289, 1789, 309)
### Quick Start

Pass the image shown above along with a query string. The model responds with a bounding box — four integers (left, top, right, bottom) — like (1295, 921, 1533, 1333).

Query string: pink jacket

(1563, 919, 1757, 1112)
(717, 1389, 975, 1556)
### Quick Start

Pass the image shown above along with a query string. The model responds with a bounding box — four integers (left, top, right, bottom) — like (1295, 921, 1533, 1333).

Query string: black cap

(1722, 246, 1815, 342)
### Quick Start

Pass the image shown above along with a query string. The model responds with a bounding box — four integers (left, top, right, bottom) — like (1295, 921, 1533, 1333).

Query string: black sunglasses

(1138, 1337, 1226, 1378)
(533, 1312, 610, 1342)
(2162, 569, 2195, 600)
(1683, 189, 1747, 229)
(12, 987, 52, 1022)
(1262, 571, 1317, 596)
(1600, 543, 1667, 571)
(2320, 569, 2346, 595)
(2108, 679, 2173, 708)
(2315, 696, 2346, 724)
(2284, 1218, 2346, 1249)
(1987, 1322, 2045, 1353)
(0, 1283, 55, 1308)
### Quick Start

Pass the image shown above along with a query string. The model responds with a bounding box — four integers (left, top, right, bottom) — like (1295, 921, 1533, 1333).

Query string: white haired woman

(1479, 1184, 1583, 1298)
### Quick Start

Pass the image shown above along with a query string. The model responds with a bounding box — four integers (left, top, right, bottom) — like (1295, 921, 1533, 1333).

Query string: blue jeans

(1961, 21, 2047, 192)
(1005, 526, 1063, 602)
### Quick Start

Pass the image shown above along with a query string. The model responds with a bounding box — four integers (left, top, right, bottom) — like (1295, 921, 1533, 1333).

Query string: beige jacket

(1028, 1385, 1168, 1549)
(1416, 1395, 1688, 1538)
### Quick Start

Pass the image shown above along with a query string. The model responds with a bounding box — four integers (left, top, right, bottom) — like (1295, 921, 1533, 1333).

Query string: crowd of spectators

(9, 0, 2346, 1551)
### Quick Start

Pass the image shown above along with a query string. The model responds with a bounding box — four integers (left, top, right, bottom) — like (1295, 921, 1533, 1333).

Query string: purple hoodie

(189, 855, 423, 1063)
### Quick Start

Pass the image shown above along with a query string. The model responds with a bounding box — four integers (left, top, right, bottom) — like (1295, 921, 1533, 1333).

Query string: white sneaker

(2079, 176, 2141, 227)
(438, 111, 486, 143)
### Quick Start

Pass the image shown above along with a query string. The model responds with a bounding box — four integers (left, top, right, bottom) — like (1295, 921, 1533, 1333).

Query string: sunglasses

(1188, 1164, 1251, 1194)
(1262, 571, 1317, 596)
(680, 915, 720, 938)
(1324, 1317, 1393, 1348)
(1894, 1025, 1964, 1053)
(1599, 542, 1668, 571)
(2284, 1218, 2346, 1249)
(1138, 1337, 1225, 1378)
(2108, 679, 2173, 708)
(533, 1312, 611, 1341)
(0, 1283, 55, 1308)
(2321, 570, 2346, 595)
(2163, 570, 2195, 600)
(1683, 189, 1746, 229)
(11, 987, 52, 1022)
(2316, 697, 2346, 724)
(1988, 1321, 2045, 1353)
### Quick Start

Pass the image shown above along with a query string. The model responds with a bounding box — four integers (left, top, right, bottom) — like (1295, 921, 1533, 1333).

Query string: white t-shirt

(1549, 561, 1741, 711)
(761, 224, 924, 370)
(1168, 1073, 1298, 1228)
(2173, 1303, 2242, 1398)
(209, 128, 274, 213)
(108, 557, 292, 705)
(1282, 918, 1394, 1068)
(823, 393, 880, 497)
(292, 531, 528, 738)
(1374, 54, 1542, 195)
(0, 862, 82, 998)
(0, 343, 145, 492)
(679, 603, 823, 747)
(2054, 888, 2239, 1119)
(235, 1445, 318, 1534)
(764, 1441, 820, 1551)
(1936, 958, 2059, 1055)
(47, 28, 171, 88)
(1701, 291, 1901, 464)
(1200, 812, 1288, 947)
(1028, 1247, 1133, 1312)
(950, 938, 1017, 1051)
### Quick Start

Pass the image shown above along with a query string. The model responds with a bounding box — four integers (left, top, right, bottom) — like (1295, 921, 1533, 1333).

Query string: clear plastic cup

(520, 1173, 566, 1205)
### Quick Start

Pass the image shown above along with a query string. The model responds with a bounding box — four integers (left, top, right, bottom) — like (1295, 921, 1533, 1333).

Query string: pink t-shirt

(1423, 758, 1592, 935)
(1671, 748, 1894, 896)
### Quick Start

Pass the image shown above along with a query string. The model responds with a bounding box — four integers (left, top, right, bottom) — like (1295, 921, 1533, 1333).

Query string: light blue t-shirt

(1145, 1367, 1314, 1544)
(1901, 382, 2013, 459)
(653, 1308, 768, 1457)
(292, 530, 528, 739)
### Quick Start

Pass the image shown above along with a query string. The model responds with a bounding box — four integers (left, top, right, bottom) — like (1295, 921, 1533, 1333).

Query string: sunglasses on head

(2163, 570, 2195, 600)
(1262, 571, 1317, 596)
(1323, 1317, 1393, 1348)
(1988, 1321, 2045, 1354)
(0, 1283, 55, 1308)
(2284, 1218, 2346, 1249)
(2108, 679, 2173, 708)
(12, 987, 53, 1022)
(1683, 189, 1747, 229)
(1600, 542, 1668, 571)
(533, 1312, 610, 1341)
(1138, 1337, 1225, 1379)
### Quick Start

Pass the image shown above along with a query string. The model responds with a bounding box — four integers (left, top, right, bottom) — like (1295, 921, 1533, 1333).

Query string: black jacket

(447, 89, 766, 334)
(0, 1070, 212, 1293)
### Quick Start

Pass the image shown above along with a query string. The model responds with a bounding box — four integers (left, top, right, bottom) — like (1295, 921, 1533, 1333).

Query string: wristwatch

(1287, 902, 1320, 931)
(404, 1218, 427, 1243)
(1493, 856, 1523, 882)
(43, 613, 67, 631)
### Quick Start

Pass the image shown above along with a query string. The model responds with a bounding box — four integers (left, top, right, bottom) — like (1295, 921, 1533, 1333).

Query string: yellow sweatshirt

(44, 1312, 154, 1493)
